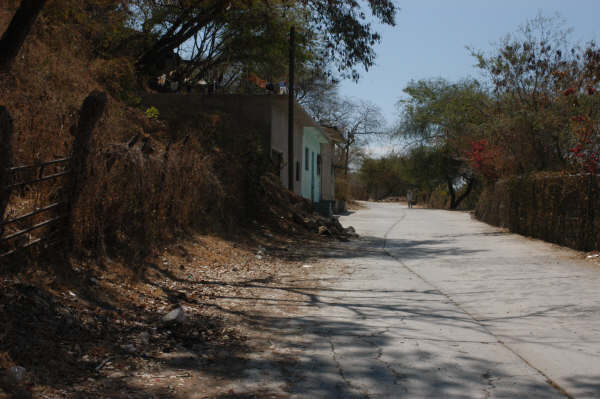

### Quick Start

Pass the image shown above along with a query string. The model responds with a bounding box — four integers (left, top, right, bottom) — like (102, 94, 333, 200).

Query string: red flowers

(569, 143, 599, 172)
(569, 145, 584, 158)
(563, 87, 576, 96)
(569, 144, 582, 153)
(467, 139, 499, 180)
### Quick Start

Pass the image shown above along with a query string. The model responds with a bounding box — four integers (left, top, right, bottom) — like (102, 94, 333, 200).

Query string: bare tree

(312, 97, 386, 175)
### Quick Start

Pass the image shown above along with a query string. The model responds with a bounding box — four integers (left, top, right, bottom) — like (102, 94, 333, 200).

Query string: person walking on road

(406, 190, 413, 208)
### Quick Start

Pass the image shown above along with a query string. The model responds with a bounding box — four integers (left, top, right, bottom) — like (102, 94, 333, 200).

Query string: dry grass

(0, 3, 139, 164)
(67, 104, 276, 260)
(74, 137, 220, 259)
(1, 1, 146, 250)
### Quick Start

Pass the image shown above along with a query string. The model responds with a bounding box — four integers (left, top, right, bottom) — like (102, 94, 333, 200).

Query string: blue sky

(339, 0, 600, 129)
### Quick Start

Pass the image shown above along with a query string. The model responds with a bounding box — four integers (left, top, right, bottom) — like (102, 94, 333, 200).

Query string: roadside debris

(162, 307, 187, 324)
(318, 226, 330, 235)
(258, 174, 359, 240)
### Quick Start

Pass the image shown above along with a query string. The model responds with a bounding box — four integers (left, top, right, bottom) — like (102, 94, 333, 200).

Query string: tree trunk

(453, 178, 475, 210)
(447, 177, 457, 209)
(344, 144, 350, 176)
(135, 2, 228, 73)
(0, 0, 47, 71)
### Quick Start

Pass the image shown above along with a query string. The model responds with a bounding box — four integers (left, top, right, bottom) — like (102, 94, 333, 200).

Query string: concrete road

(267, 202, 600, 398)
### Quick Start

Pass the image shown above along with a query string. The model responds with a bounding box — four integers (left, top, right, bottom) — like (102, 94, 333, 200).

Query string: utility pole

(288, 26, 295, 191)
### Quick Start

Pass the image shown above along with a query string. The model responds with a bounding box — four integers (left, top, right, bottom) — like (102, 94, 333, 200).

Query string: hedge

(475, 173, 600, 251)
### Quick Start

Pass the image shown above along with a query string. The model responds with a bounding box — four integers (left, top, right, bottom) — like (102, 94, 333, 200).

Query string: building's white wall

(294, 121, 303, 195)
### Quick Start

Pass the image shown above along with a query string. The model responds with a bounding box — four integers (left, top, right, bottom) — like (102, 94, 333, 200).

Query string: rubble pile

(258, 174, 358, 240)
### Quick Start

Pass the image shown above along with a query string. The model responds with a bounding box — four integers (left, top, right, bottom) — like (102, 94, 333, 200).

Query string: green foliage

(393, 13, 600, 187)
(356, 144, 480, 209)
(359, 155, 410, 200)
(395, 79, 484, 208)
(145, 106, 159, 119)
(131, 0, 397, 81)
(399, 78, 488, 146)
(468, 13, 600, 175)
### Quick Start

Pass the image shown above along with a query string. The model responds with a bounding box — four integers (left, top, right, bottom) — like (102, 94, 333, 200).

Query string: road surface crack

(481, 370, 496, 399)
(327, 334, 372, 399)
(354, 329, 408, 389)
(382, 211, 574, 399)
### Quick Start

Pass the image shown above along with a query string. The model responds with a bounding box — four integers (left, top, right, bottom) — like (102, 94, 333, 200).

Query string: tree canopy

(394, 78, 488, 208)
(128, 0, 397, 82)
(380, 14, 600, 211)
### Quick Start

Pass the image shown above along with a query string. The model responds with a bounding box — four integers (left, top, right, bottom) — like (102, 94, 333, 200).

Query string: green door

(301, 127, 328, 202)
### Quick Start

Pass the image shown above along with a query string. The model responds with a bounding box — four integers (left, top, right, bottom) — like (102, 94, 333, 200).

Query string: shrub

(71, 123, 271, 260)
(145, 106, 160, 120)
(72, 137, 223, 259)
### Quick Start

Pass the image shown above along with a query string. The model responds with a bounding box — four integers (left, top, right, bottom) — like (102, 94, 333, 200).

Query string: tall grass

(71, 125, 270, 260)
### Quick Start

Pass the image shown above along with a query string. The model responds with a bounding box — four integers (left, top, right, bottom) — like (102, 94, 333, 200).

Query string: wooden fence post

(64, 91, 107, 248)
(0, 0, 47, 71)
(0, 106, 14, 239)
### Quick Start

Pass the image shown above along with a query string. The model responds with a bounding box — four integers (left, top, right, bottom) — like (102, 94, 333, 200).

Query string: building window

(305, 148, 309, 170)
(317, 154, 321, 176)
(296, 161, 300, 181)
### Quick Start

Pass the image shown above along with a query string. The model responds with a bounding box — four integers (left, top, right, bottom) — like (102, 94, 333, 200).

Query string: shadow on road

(10, 233, 595, 398)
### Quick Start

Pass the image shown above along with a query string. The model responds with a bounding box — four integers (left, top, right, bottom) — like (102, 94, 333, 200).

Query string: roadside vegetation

(357, 14, 600, 210)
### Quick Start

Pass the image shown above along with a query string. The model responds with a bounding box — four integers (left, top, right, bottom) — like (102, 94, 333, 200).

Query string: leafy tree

(469, 13, 586, 173)
(356, 145, 476, 207)
(551, 44, 600, 174)
(359, 154, 410, 200)
(404, 145, 475, 208)
(396, 78, 488, 208)
(131, 0, 397, 81)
